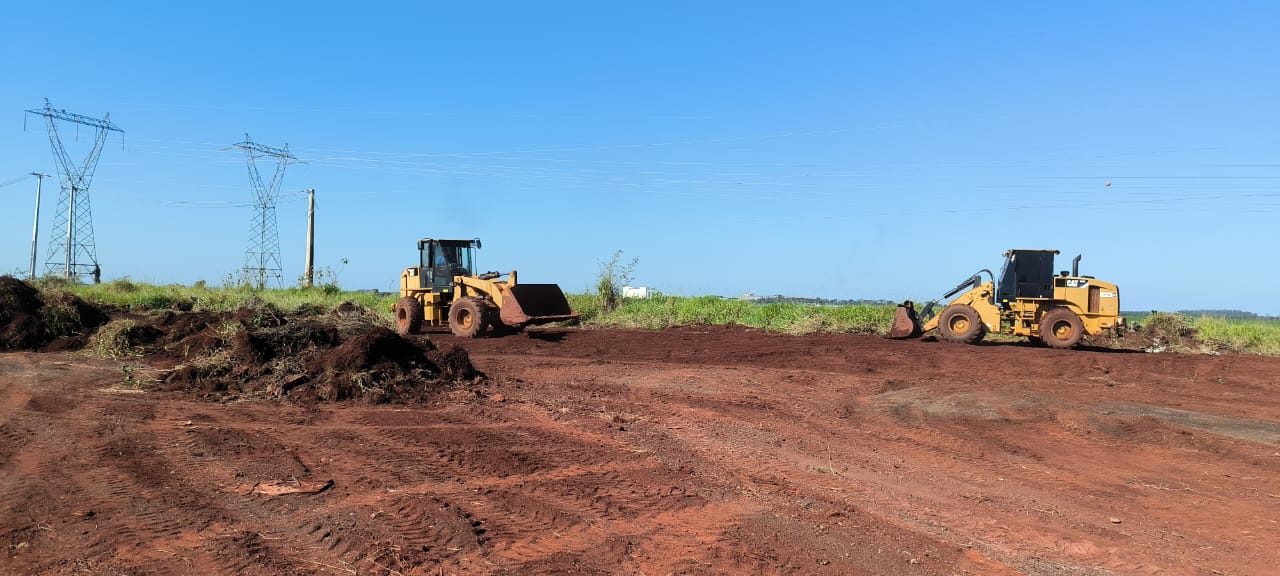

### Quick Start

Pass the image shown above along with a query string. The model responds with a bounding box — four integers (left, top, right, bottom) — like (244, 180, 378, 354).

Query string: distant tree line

(1122, 309, 1277, 320)
(743, 295, 900, 307)
(1176, 309, 1275, 320)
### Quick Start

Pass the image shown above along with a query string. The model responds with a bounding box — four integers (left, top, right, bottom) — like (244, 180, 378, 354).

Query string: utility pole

(29, 172, 48, 280)
(303, 188, 315, 288)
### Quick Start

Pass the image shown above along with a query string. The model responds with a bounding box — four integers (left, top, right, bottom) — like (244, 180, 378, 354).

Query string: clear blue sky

(2, 2, 1278, 314)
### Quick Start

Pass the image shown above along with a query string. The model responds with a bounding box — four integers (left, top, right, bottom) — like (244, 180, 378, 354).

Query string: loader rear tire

(938, 304, 986, 344)
(394, 297, 423, 336)
(449, 298, 488, 338)
(1039, 308, 1084, 349)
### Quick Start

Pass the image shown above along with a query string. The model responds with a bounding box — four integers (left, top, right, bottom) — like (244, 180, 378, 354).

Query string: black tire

(394, 297, 423, 336)
(449, 297, 488, 338)
(483, 304, 519, 336)
(1039, 308, 1084, 349)
(938, 304, 986, 344)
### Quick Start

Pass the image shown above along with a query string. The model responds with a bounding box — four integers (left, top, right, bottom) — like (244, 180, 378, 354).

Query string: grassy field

(1195, 316, 1280, 355)
(567, 293, 894, 335)
(48, 278, 394, 316)
(46, 279, 894, 336)
(22, 278, 1280, 355)
(1127, 312, 1280, 355)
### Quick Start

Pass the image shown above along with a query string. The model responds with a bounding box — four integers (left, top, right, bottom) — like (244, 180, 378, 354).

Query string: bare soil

(3, 324, 1278, 575)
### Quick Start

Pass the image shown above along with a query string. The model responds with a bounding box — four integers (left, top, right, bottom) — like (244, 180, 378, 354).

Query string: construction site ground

(3, 325, 1278, 575)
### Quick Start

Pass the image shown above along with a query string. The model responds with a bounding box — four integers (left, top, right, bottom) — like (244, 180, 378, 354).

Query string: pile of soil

(139, 302, 481, 404)
(0, 276, 479, 402)
(0, 276, 109, 351)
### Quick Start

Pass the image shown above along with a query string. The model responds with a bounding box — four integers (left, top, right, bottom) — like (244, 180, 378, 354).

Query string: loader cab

(997, 249, 1058, 304)
(417, 238, 479, 292)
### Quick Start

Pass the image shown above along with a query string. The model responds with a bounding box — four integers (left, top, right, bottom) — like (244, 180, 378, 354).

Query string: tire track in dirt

(498, 361, 972, 574)
(0, 420, 32, 467)
(374, 493, 484, 559)
(474, 341, 1280, 575)
(318, 400, 729, 571)
(5, 391, 350, 575)
(6, 327, 1280, 575)
(56, 401, 283, 574)
(816, 380, 1277, 574)
(0, 379, 113, 572)
(833, 380, 1280, 574)
(139, 399, 377, 575)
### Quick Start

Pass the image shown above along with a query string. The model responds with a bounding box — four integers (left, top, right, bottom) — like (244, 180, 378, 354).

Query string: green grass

(1125, 311, 1280, 355)
(49, 278, 397, 319)
(566, 293, 894, 335)
(1183, 316, 1280, 355)
(58, 282, 892, 336)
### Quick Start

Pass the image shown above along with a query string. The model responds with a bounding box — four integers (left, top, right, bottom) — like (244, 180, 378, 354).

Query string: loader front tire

(484, 304, 519, 336)
(449, 297, 488, 338)
(938, 304, 986, 345)
(394, 297, 423, 336)
(1039, 308, 1084, 349)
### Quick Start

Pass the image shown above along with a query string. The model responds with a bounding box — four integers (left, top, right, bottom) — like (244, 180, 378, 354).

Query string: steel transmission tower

(24, 98, 123, 280)
(230, 134, 297, 289)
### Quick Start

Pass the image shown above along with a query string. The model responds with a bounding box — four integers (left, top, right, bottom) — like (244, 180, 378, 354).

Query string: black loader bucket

(886, 300, 923, 339)
(497, 284, 580, 327)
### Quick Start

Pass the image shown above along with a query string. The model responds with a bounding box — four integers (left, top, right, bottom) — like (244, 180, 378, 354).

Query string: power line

(40, 126, 1280, 212)
(0, 173, 33, 189)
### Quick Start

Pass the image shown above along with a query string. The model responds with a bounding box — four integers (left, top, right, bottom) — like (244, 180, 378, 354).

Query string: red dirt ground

(2, 325, 1278, 575)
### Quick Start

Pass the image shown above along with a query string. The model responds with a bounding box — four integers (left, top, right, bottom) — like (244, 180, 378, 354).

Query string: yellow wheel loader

(888, 249, 1124, 349)
(392, 238, 579, 338)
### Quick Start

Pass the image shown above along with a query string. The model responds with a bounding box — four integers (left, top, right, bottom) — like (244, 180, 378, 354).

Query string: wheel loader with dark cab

(392, 238, 579, 338)
(888, 249, 1124, 349)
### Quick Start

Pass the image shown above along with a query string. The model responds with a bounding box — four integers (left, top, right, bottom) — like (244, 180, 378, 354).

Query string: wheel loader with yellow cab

(887, 249, 1124, 349)
(392, 238, 579, 338)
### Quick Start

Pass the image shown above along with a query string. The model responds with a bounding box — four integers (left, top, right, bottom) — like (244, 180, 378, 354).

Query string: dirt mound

(0, 276, 42, 314)
(0, 276, 109, 351)
(322, 326, 422, 371)
(148, 304, 481, 404)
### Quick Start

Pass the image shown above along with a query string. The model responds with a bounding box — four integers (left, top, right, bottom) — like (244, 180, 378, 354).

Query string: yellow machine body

(919, 278, 1123, 337)
(393, 238, 578, 338)
(897, 249, 1123, 349)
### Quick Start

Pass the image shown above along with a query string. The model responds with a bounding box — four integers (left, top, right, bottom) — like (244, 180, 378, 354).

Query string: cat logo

(1065, 279, 1089, 288)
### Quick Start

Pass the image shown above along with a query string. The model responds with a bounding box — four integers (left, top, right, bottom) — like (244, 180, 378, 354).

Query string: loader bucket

(886, 301, 923, 339)
(497, 283, 580, 327)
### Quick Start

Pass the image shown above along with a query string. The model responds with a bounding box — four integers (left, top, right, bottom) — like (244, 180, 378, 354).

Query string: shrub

(594, 250, 637, 313)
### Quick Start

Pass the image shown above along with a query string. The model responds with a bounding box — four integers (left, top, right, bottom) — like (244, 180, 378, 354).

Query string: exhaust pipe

(1072, 254, 1081, 277)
